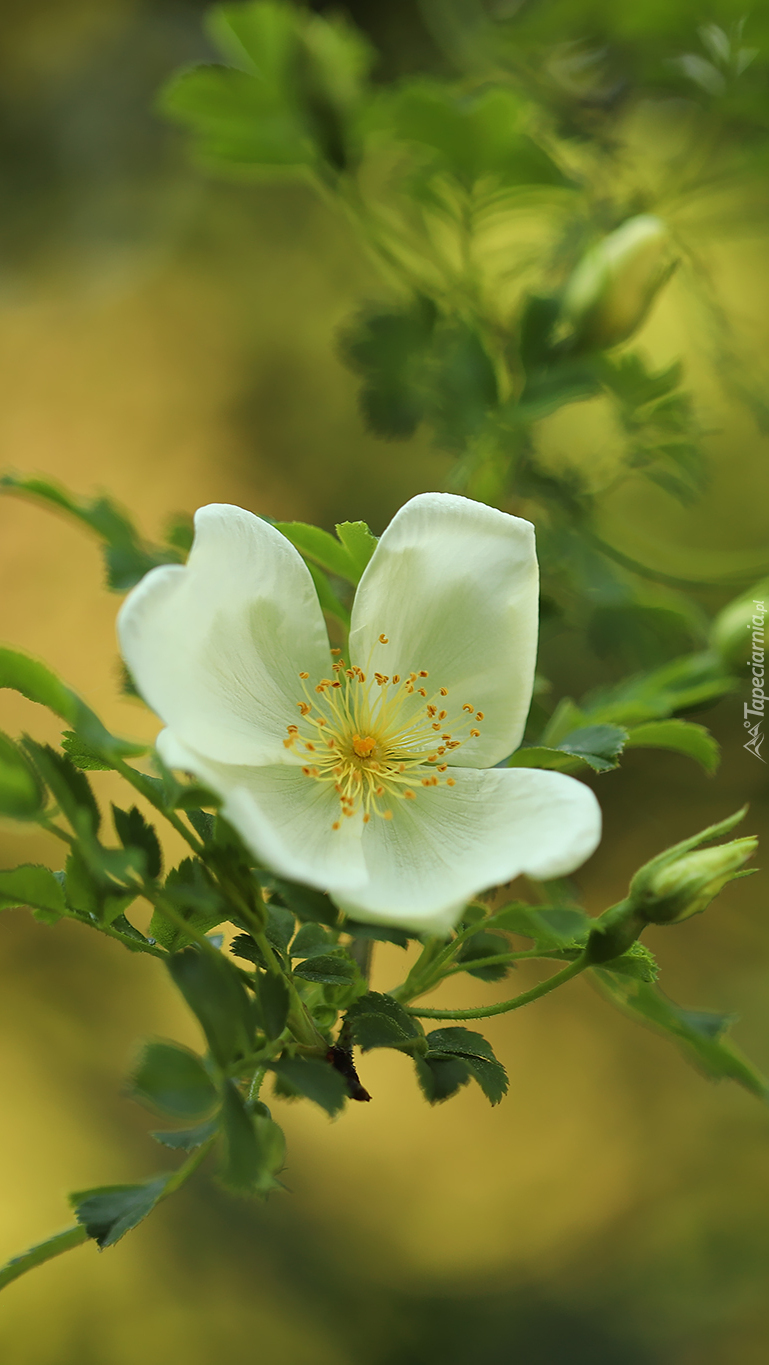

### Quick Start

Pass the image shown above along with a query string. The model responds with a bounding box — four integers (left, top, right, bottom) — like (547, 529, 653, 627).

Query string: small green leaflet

(129, 1040, 219, 1120)
(0, 865, 68, 925)
(270, 1056, 348, 1115)
(69, 1176, 170, 1249)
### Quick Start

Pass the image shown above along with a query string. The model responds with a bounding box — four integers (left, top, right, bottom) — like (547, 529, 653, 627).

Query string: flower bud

(709, 580, 769, 672)
(629, 835, 757, 925)
(562, 214, 676, 350)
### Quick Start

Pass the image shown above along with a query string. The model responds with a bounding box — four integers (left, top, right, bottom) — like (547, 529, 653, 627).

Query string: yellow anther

(462, 704, 474, 713)
(470, 729, 480, 738)
(299, 671, 309, 679)
(476, 711, 484, 721)
(379, 634, 389, 644)
(404, 789, 415, 799)
(440, 688, 448, 697)
(438, 709, 447, 720)
(363, 813, 370, 823)
(331, 648, 341, 655)
(383, 810, 393, 820)
(392, 674, 400, 684)
(332, 820, 341, 830)
(419, 670, 429, 678)
(447, 777, 455, 786)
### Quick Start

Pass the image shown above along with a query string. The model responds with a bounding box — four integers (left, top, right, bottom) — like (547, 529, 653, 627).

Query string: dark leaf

(167, 948, 255, 1068)
(69, 1177, 169, 1249)
(456, 930, 511, 981)
(0, 645, 144, 759)
(270, 1056, 347, 1115)
(258, 972, 290, 1040)
(112, 805, 163, 880)
(293, 951, 357, 985)
(220, 1080, 286, 1196)
(129, 1040, 218, 1120)
(414, 1053, 471, 1103)
(345, 991, 423, 1050)
(151, 1115, 220, 1151)
(0, 731, 45, 819)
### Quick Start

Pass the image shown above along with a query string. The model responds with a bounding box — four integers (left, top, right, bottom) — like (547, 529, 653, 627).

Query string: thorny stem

(405, 954, 589, 1020)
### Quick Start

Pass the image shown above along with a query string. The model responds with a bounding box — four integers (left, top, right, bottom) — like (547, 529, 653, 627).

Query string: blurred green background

(0, 2, 769, 1361)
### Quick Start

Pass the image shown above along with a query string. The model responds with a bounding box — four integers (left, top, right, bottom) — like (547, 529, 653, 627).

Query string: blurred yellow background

(1, 3, 769, 1362)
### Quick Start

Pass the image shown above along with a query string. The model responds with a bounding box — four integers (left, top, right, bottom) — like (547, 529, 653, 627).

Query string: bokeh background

(1, 2, 769, 1361)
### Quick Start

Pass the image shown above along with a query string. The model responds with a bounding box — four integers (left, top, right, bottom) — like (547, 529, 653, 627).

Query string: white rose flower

(117, 493, 601, 933)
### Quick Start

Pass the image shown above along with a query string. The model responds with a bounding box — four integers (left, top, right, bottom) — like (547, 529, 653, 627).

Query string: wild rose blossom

(118, 493, 601, 932)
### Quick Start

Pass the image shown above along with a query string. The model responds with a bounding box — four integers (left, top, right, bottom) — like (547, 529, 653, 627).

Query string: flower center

(283, 648, 484, 829)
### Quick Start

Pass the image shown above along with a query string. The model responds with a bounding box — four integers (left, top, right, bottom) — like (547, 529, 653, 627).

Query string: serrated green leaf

(167, 948, 255, 1068)
(69, 1177, 169, 1249)
(424, 1027, 508, 1104)
(61, 731, 112, 771)
(160, 65, 314, 170)
(270, 1056, 347, 1115)
(0, 732, 45, 819)
(112, 805, 162, 880)
(592, 974, 769, 1100)
(293, 951, 357, 985)
(493, 903, 591, 951)
(624, 719, 720, 774)
(129, 1040, 218, 1120)
(334, 522, 377, 579)
(601, 941, 659, 983)
(0, 864, 68, 924)
(266, 903, 295, 953)
(346, 991, 423, 1050)
(291, 922, 335, 958)
(414, 1053, 470, 1103)
(271, 520, 357, 580)
(23, 741, 100, 835)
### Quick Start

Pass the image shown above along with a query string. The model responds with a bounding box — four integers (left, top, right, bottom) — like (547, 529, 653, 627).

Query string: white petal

(118, 505, 333, 766)
(335, 767, 602, 934)
(157, 731, 368, 892)
(348, 492, 538, 768)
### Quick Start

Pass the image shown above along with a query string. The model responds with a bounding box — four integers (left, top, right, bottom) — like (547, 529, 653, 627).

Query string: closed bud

(629, 836, 757, 925)
(562, 214, 676, 350)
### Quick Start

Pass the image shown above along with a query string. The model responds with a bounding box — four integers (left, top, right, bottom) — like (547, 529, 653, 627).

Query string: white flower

(117, 493, 601, 933)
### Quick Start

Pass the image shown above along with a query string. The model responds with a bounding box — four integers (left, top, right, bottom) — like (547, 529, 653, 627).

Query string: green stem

(443, 947, 574, 977)
(0, 1225, 88, 1292)
(406, 955, 588, 1020)
(0, 1137, 216, 1293)
(110, 756, 204, 854)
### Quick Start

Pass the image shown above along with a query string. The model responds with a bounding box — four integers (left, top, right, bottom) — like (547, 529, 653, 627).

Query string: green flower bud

(709, 580, 769, 672)
(629, 834, 757, 925)
(562, 214, 676, 350)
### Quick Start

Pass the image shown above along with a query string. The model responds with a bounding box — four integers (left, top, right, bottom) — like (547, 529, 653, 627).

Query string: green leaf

(293, 951, 357, 985)
(219, 1081, 286, 1196)
(0, 474, 182, 592)
(0, 864, 68, 924)
(424, 1027, 508, 1104)
(339, 300, 437, 440)
(306, 562, 351, 629)
(167, 948, 255, 1068)
(334, 521, 377, 579)
(601, 941, 659, 983)
(151, 1115, 220, 1151)
(270, 1056, 347, 1115)
(61, 731, 112, 771)
(583, 651, 733, 727)
(207, 1, 298, 84)
(624, 719, 720, 774)
(271, 521, 357, 581)
(160, 64, 313, 171)
(290, 922, 335, 958)
(414, 1054, 471, 1103)
(592, 975, 769, 1101)
(456, 930, 511, 981)
(265, 903, 295, 954)
(69, 1176, 169, 1249)
(510, 723, 627, 774)
(344, 920, 410, 948)
(152, 859, 227, 951)
(0, 732, 45, 819)
(22, 742, 100, 836)
(0, 645, 144, 758)
(345, 991, 423, 1051)
(257, 972, 290, 1041)
(129, 1040, 218, 1120)
(112, 805, 163, 880)
(493, 903, 591, 952)
(261, 875, 340, 926)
